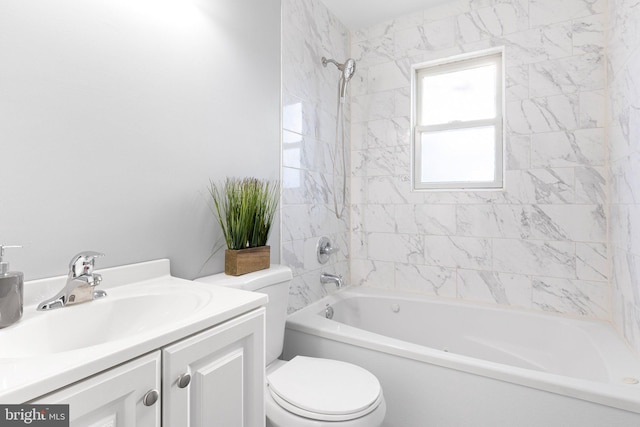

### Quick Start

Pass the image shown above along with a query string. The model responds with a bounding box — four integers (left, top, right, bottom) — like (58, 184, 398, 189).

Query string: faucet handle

(317, 237, 340, 264)
(69, 251, 105, 277)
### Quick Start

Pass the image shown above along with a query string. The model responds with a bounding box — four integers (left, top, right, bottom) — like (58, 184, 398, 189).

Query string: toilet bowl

(195, 265, 386, 427)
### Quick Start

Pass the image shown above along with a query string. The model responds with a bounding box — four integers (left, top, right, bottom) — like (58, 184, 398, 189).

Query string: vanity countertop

(0, 259, 267, 403)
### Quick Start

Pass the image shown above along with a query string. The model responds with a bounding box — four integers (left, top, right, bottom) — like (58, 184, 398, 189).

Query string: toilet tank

(194, 265, 292, 365)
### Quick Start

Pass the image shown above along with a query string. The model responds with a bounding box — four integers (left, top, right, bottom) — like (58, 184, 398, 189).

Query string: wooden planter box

(225, 246, 270, 276)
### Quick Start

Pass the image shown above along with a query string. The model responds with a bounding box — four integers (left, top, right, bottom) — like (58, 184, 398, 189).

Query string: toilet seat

(267, 356, 383, 422)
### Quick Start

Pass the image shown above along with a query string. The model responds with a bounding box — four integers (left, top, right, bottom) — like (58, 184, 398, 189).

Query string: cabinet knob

(143, 389, 159, 406)
(178, 373, 191, 388)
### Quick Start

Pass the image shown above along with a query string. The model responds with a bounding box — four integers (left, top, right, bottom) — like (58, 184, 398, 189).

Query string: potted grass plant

(209, 177, 279, 276)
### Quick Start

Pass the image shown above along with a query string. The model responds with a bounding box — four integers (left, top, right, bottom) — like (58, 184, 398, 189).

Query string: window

(412, 49, 504, 190)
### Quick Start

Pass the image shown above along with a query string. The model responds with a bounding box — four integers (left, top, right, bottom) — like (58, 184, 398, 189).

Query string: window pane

(420, 64, 497, 125)
(420, 126, 495, 183)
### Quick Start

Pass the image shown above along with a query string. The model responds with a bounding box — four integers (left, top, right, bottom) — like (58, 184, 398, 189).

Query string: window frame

(411, 48, 505, 191)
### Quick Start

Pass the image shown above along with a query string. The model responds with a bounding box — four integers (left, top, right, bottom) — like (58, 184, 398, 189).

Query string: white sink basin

(0, 259, 267, 403)
(0, 283, 211, 358)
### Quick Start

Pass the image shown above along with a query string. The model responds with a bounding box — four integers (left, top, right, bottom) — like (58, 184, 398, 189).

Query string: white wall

(350, 0, 608, 319)
(0, 0, 281, 280)
(281, 0, 351, 312)
(608, 0, 640, 353)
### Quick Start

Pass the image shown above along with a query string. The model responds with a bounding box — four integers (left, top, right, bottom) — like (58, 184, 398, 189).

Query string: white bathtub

(283, 287, 640, 427)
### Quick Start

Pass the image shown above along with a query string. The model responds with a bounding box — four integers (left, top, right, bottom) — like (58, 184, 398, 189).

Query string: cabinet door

(32, 352, 161, 427)
(163, 308, 265, 427)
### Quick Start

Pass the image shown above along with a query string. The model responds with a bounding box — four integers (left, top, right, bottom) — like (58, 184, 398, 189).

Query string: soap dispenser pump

(0, 245, 23, 328)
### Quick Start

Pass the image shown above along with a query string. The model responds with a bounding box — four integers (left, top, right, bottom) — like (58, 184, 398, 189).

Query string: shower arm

(322, 57, 343, 71)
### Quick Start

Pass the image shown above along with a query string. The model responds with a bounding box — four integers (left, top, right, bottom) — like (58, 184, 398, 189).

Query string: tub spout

(320, 272, 344, 288)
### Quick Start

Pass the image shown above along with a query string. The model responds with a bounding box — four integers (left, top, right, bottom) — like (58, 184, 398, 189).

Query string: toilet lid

(267, 356, 382, 422)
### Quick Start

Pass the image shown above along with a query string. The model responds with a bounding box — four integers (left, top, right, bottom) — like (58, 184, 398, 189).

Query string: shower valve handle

(317, 237, 339, 264)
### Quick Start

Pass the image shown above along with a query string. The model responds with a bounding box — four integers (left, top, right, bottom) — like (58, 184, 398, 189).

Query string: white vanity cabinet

(32, 352, 161, 427)
(32, 308, 265, 427)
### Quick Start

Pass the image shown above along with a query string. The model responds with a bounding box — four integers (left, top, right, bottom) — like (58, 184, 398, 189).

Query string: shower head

(322, 56, 357, 99)
(322, 57, 357, 77)
(339, 58, 356, 99)
(342, 58, 356, 82)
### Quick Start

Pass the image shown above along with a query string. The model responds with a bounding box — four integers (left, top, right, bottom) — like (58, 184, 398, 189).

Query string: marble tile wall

(350, 0, 609, 320)
(608, 0, 640, 352)
(281, 0, 351, 312)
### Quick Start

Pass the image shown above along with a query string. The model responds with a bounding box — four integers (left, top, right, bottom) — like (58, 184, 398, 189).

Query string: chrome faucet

(37, 251, 106, 310)
(320, 272, 344, 288)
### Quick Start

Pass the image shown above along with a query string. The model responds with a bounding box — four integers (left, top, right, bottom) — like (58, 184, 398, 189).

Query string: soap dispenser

(0, 245, 23, 328)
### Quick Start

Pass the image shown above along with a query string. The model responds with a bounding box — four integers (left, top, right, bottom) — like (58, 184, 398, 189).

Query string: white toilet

(195, 265, 386, 427)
